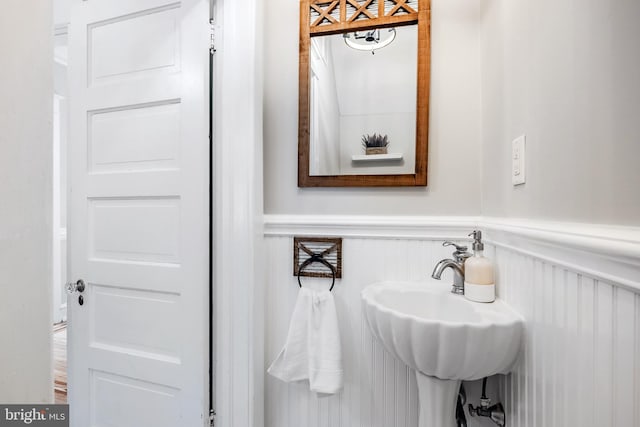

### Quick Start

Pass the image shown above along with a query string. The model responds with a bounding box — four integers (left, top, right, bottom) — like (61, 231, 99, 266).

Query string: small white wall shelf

(351, 153, 404, 162)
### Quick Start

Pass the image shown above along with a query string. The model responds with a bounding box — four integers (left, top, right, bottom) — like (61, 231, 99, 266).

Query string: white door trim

(212, 0, 264, 426)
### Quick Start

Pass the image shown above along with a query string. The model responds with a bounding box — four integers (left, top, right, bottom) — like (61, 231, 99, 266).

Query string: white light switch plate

(512, 135, 526, 186)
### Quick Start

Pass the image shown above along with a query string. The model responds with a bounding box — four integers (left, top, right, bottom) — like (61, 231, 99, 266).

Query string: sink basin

(362, 280, 524, 427)
(362, 280, 523, 379)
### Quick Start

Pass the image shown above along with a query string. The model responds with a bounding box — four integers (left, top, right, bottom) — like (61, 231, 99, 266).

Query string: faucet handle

(442, 241, 468, 252)
(443, 241, 471, 262)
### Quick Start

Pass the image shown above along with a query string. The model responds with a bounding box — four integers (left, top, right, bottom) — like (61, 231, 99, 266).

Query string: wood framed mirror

(298, 0, 431, 187)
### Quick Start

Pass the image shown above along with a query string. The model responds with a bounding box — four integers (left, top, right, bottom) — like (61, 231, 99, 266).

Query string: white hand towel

(267, 288, 343, 395)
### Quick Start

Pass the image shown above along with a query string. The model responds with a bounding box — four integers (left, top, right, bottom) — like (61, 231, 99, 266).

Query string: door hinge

(209, 19, 217, 54)
(209, 409, 216, 427)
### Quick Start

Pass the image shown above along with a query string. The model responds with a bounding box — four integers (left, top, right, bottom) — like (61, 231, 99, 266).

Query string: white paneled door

(67, 1, 210, 426)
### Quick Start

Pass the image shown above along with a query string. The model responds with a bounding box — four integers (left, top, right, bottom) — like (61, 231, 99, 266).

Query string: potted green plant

(361, 133, 389, 155)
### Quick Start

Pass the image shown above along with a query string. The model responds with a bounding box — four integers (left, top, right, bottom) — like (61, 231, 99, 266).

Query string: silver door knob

(66, 279, 86, 294)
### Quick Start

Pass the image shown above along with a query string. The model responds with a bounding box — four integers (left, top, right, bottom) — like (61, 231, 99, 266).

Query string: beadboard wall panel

(265, 235, 496, 427)
(490, 243, 640, 427)
(264, 216, 640, 427)
(265, 237, 438, 427)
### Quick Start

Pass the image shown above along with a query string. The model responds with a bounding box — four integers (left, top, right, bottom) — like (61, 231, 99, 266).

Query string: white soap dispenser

(464, 230, 495, 303)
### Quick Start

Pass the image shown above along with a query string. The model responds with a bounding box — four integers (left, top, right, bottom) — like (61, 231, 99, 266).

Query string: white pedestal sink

(362, 281, 524, 427)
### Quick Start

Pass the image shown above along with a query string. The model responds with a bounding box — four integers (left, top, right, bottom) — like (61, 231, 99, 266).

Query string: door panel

(90, 371, 180, 427)
(68, 0, 210, 425)
(89, 101, 181, 173)
(88, 5, 180, 84)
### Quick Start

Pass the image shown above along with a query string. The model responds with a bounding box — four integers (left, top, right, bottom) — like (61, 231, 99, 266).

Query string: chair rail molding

(264, 215, 640, 291)
(264, 214, 480, 240)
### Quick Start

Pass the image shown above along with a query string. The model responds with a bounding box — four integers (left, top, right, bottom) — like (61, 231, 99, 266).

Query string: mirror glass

(308, 25, 417, 176)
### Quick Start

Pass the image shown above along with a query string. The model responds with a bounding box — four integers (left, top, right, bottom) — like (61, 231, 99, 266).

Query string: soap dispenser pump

(464, 230, 495, 303)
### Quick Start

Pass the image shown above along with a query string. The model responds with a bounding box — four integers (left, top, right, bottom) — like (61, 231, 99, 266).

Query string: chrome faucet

(431, 242, 472, 294)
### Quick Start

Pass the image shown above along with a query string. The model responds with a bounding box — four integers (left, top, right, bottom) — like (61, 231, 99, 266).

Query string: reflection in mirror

(308, 25, 417, 176)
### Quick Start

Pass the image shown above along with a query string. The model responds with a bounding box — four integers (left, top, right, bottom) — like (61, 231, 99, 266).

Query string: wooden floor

(53, 322, 67, 404)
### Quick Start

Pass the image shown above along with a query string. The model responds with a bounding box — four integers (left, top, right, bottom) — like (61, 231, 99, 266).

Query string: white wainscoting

(263, 215, 640, 427)
(489, 243, 640, 427)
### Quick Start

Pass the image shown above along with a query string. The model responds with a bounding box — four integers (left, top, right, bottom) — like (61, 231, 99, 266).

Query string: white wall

(53, 29, 69, 324)
(0, 0, 53, 403)
(331, 26, 417, 118)
(264, 0, 483, 216)
(310, 38, 341, 176)
(52, 93, 68, 324)
(332, 26, 417, 175)
(480, 0, 640, 226)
